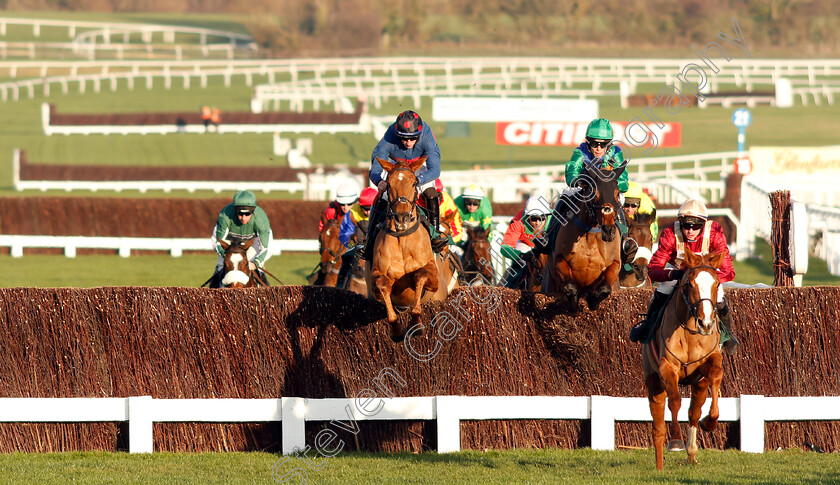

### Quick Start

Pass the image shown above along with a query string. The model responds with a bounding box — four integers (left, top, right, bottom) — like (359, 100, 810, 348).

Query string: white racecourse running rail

(0, 394, 837, 454)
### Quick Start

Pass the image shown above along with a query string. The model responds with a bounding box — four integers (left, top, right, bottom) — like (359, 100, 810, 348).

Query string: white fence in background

(41, 103, 372, 136)
(740, 176, 840, 275)
(0, 40, 252, 61)
(0, 235, 318, 258)
(11, 148, 735, 201)
(0, 17, 254, 46)
(441, 151, 736, 204)
(11, 149, 365, 200)
(2, 57, 840, 105)
(804, 205, 840, 276)
(0, 394, 837, 454)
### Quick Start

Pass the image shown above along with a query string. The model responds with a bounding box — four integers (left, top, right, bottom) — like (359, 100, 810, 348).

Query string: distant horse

(365, 156, 450, 341)
(217, 237, 266, 288)
(460, 225, 495, 285)
(642, 248, 725, 470)
(314, 216, 345, 287)
(542, 161, 626, 312)
(620, 210, 656, 289)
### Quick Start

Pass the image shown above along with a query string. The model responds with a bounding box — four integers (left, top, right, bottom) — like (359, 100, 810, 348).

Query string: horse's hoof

(668, 440, 685, 452)
(700, 416, 718, 432)
(389, 332, 405, 343)
(389, 321, 406, 343)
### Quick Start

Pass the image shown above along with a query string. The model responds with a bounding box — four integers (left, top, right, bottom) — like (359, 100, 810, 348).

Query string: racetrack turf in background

(0, 448, 836, 485)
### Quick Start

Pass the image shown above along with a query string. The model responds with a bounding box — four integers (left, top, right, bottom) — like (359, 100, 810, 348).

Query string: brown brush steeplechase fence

(0, 285, 837, 453)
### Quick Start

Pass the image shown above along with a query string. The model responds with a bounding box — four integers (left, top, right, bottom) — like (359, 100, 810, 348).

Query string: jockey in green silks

(561, 118, 637, 268)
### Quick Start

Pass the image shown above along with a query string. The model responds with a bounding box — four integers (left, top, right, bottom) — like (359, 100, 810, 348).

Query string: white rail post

(590, 395, 616, 450)
(127, 396, 154, 453)
(435, 396, 461, 453)
(281, 397, 307, 454)
(739, 395, 765, 453)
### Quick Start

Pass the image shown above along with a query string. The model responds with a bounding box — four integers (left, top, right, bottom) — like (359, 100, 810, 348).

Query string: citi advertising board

(495, 121, 682, 148)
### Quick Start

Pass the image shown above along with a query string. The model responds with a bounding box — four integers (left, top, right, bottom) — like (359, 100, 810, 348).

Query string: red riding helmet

(395, 110, 423, 138)
(359, 187, 377, 207)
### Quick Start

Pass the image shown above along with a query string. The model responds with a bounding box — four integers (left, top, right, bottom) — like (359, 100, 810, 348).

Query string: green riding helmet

(233, 190, 257, 211)
(585, 118, 614, 141)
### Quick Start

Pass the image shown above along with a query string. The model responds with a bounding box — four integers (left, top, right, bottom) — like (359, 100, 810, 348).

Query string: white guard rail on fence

(0, 395, 838, 454)
(0, 235, 318, 258)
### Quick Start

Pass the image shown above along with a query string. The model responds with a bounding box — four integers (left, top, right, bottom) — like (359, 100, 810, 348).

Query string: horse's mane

(633, 211, 656, 225)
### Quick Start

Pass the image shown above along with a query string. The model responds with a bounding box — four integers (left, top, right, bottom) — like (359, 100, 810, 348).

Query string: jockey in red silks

(628, 199, 739, 355)
(356, 110, 448, 260)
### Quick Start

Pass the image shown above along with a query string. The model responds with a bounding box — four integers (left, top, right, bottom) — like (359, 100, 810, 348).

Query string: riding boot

(503, 263, 526, 289)
(423, 187, 448, 253)
(360, 196, 388, 261)
(209, 268, 223, 288)
(629, 290, 670, 342)
(336, 249, 356, 289)
(717, 300, 740, 355)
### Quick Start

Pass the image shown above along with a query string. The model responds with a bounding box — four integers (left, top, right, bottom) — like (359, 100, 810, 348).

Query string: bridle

(659, 264, 721, 367)
(222, 244, 252, 287)
(384, 166, 421, 234)
(318, 219, 342, 271)
(678, 265, 719, 330)
(463, 231, 494, 281)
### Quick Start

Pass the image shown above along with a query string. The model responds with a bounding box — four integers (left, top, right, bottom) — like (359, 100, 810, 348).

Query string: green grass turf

(0, 251, 320, 288)
(0, 448, 837, 484)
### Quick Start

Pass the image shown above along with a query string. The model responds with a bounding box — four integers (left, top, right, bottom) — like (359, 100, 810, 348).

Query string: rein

(658, 264, 721, 368)
(383, 165, 421, 237)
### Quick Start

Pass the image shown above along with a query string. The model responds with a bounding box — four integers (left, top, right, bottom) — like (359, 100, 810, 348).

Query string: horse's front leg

(686, 371, 712, 465)
(602, 258, 622, 292)
(553, 258, 580, 313)
(660, 362, 684, 452)
(699, 353, 724, 433)
(371, 273, 398, 323)
(410, 260, 440, 318)
(646, 373, 667, 471)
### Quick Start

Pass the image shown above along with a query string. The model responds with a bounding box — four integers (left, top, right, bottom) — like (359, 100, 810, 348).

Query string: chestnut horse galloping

(642, 248, 725, 470)
(542, 161, 626, 312)
(365, 157, 449, 341)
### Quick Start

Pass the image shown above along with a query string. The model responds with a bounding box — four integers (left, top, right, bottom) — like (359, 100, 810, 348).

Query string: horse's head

(678, 248, 724, 336)
(377, 156, 426, 232)
(578, 160, 627, 242)
(318, 217, 343, 274)
(464, 226, 494, 284)
(628, 209, 655, 250)
(218, 237, 255, 288)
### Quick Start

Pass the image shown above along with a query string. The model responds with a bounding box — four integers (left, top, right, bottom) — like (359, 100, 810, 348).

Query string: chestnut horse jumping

(365, 157, 450, 341)
(620, 210, 656, 288)
(542, 161, 626, 312)
(641, 248, 725, 470)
